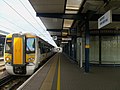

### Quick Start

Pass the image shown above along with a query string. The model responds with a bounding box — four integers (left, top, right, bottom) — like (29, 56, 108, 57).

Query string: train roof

(6, 32, 54, 48)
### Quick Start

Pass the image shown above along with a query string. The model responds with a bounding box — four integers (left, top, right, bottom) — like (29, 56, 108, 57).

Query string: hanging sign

(98, 10, 112, 29)
(52, 36, 57, 40)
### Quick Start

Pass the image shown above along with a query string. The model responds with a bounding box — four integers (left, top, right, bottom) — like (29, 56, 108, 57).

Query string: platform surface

(18, 53, 120, 90)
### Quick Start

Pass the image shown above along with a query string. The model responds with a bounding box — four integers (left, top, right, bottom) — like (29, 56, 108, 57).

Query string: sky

(0, 0, 57, 47)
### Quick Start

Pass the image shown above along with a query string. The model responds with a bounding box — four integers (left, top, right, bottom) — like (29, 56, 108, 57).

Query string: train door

(12, 35, 25, 65)
(12, 35, 26, 74)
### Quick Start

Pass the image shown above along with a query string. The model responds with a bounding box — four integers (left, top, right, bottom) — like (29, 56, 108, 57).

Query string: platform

(17, 53, 120, 90)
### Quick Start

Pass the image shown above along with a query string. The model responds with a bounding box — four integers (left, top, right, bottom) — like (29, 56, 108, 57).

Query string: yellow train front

(4, 33, 54, 75)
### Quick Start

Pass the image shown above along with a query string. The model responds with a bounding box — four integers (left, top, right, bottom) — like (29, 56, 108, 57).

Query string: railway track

(0, 75, 29, 90)
(0, 75, 14, 87)
(0, 60, 29, 90)
(0, 61, 5, 72)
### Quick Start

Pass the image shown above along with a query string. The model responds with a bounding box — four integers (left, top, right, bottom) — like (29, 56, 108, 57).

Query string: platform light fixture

(61, 41, 68, 43)
(65, 0, 83, 11)
(62, 32, 68, 36)
(62, 38, 72, 40)
(65, 10, 78, 14)
(63, 27, 69, 30)
(66, 6, 79, 10)
(63, 19, 73, 31)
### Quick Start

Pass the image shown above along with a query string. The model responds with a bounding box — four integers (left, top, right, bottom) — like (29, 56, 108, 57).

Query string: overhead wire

(19, 0, 46, 31)
(2, 0, 43, 36)
(19, 0, 55, 44)
(0, 16, 26, 31)
(19, 0, 52, 41)
(2, 0, 55, 45)
(0, 24, 15, 32)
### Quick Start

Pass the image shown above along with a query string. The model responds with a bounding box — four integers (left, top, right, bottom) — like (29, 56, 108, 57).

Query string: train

(4, 32, 54, 75)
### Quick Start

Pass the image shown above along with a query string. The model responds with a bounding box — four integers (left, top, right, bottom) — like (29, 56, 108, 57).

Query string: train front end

(4, 33, 36, 75)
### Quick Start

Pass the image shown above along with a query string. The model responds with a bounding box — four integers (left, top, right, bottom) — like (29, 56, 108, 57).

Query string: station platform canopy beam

(36, 13, 85, 20)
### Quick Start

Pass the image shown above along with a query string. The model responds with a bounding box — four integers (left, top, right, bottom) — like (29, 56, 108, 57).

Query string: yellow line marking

(57, 54, 60, 90)
(40, 56, 57, 90)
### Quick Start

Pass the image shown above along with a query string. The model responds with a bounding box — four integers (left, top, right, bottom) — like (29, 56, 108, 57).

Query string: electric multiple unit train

(4, 32, 54, 75)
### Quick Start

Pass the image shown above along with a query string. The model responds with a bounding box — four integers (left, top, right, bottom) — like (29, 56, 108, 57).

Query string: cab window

(26, 38, 35, 53)
(5, 38, 12, 53)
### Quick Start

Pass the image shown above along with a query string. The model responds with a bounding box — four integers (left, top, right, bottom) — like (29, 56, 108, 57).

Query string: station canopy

(1, 0, 120, 47)
(28, 0, 120, 47)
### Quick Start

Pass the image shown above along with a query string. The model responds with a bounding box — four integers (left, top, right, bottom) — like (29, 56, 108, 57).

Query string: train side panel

(4, 33, 54, 75)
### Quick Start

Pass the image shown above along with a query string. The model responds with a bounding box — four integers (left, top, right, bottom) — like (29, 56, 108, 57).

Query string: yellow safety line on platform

(57, 54, 60, 90)
(40, 55, 58, 90)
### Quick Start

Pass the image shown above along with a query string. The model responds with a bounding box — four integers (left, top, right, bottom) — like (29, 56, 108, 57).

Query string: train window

(26, 38, 35, 53)
(40, 43, 45, 54)
(38, 41, 41, 48)
(5, 38, 12, 53)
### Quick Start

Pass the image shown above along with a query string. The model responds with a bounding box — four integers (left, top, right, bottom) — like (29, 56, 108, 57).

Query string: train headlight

(28, 58, 35, 62)
(5, 57, 11, 62)
(26, 54, 35, 62)
(5, 54, 12, 63)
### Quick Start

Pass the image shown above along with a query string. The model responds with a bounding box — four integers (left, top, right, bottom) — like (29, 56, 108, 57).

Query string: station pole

(85, 16, 90, 73)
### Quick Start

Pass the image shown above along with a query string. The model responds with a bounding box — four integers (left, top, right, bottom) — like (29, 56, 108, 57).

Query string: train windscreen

(26, 38, 35, 53)
(5, 38, 12, 53)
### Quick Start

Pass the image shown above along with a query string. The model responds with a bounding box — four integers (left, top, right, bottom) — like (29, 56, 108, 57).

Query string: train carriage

(4, 32, 54, 75)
